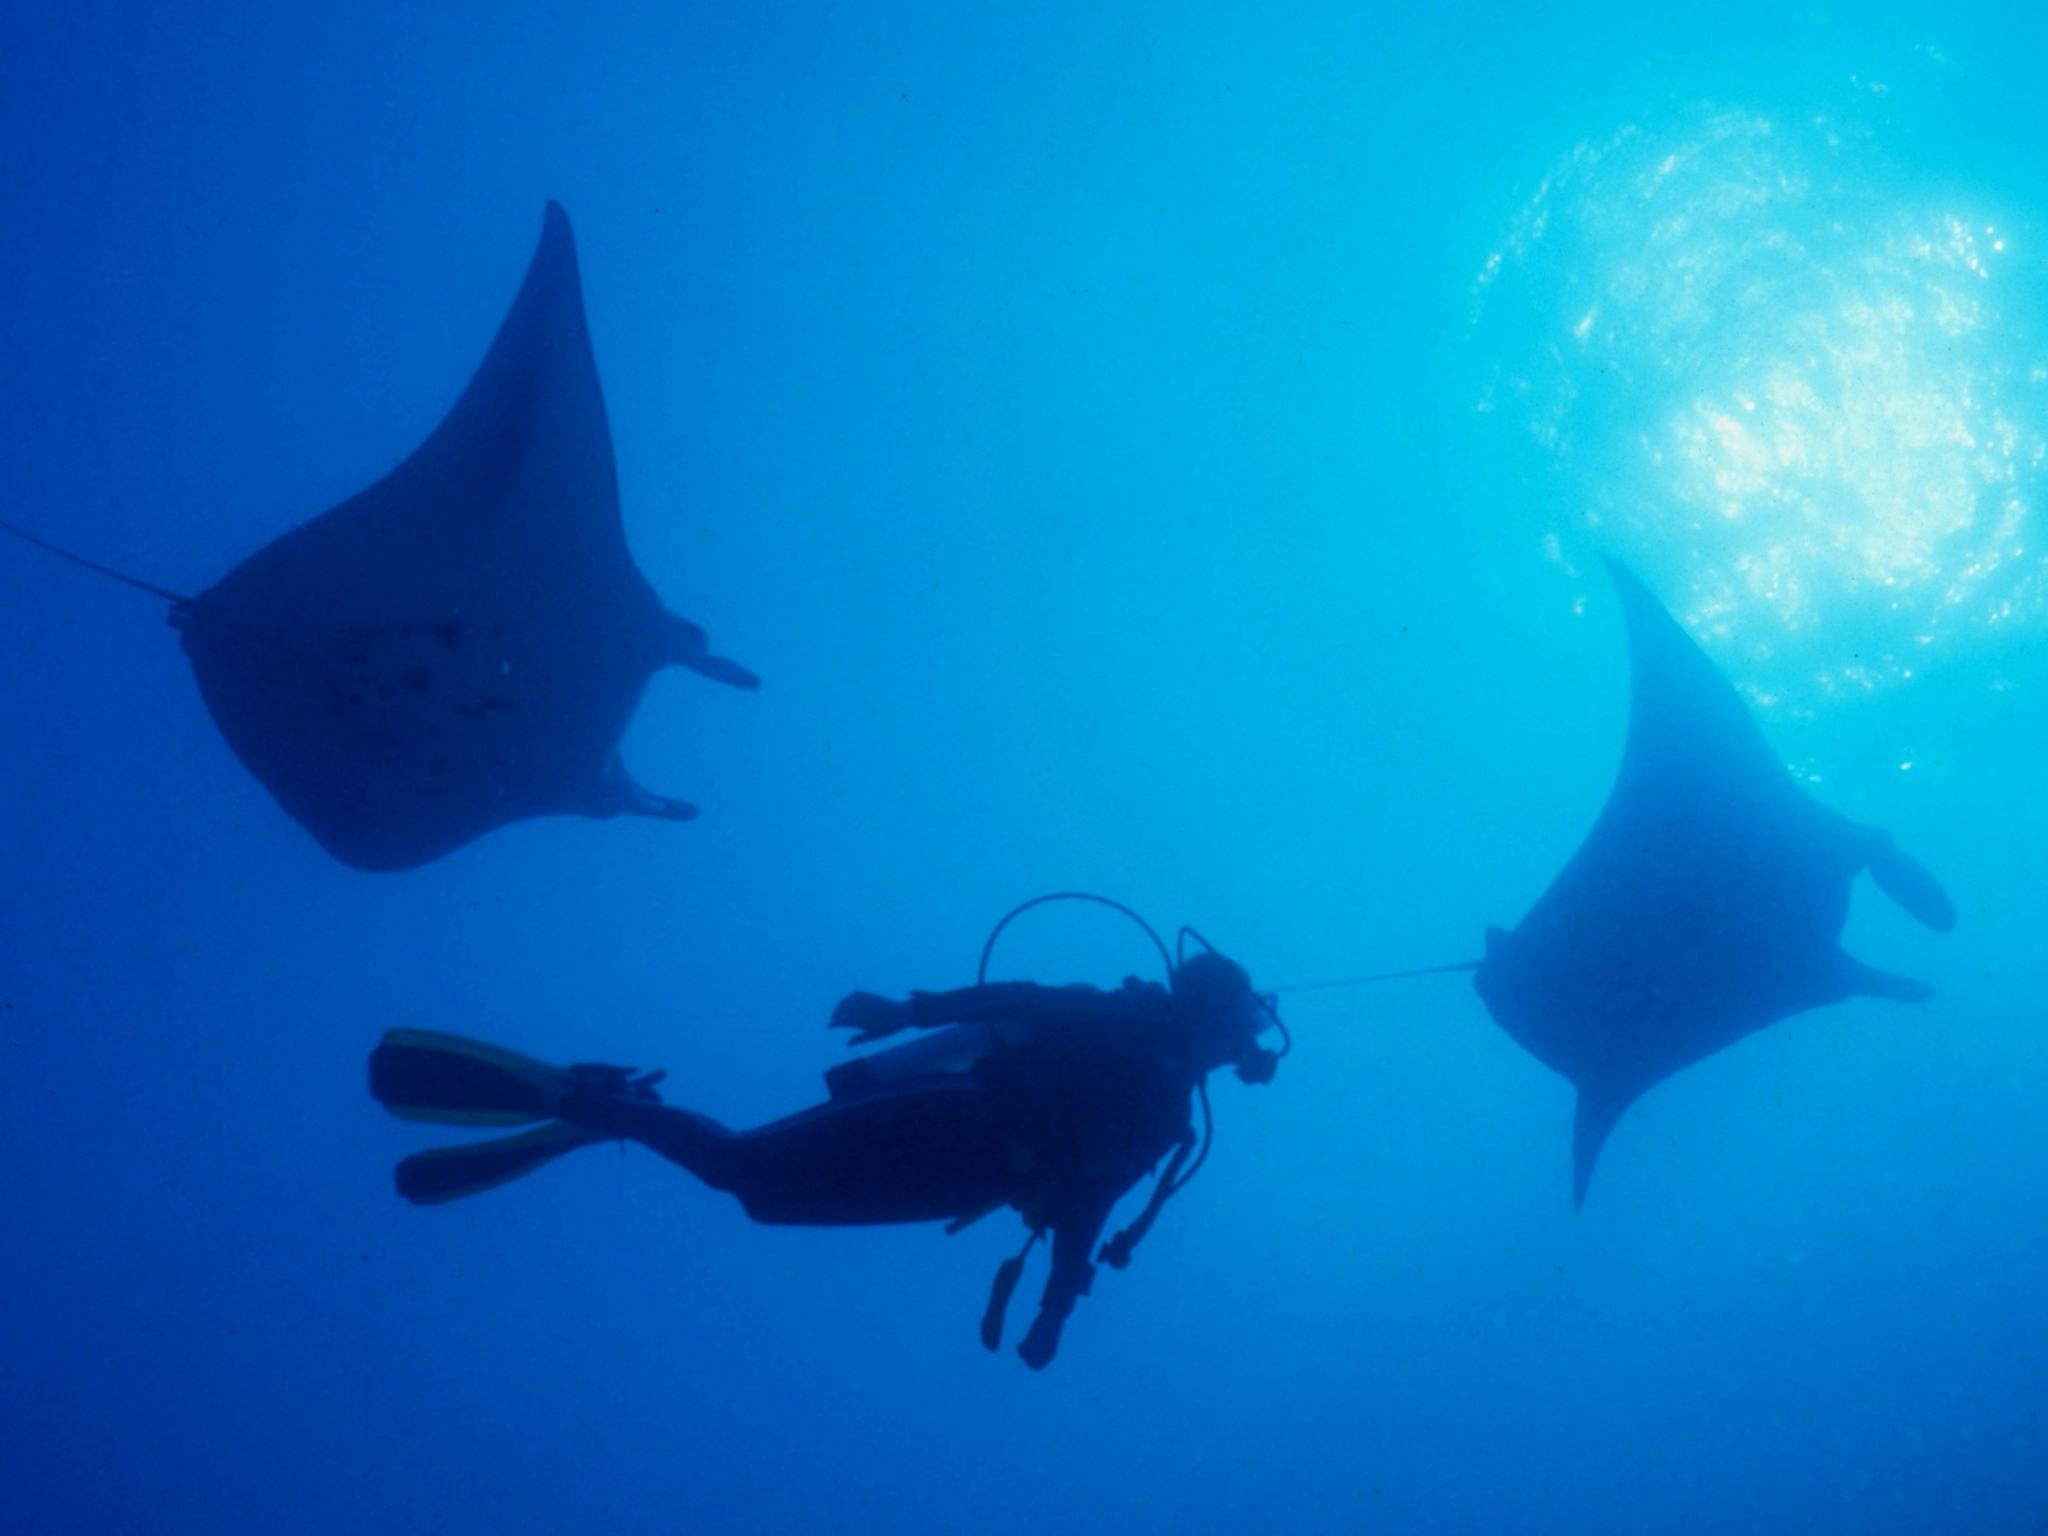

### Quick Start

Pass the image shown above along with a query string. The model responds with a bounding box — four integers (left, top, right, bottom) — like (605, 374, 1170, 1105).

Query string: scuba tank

(822, 1020, 1039, 1100)
(822, 891, 1175, 1103)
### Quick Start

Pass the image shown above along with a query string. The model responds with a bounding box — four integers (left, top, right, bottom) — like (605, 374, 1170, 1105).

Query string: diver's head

(1171, 950, 1282, 1082)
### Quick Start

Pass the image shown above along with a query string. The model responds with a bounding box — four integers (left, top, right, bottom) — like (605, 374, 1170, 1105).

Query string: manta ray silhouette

(1, 202, 757, 871)
(1474, 560, 1955, 1208)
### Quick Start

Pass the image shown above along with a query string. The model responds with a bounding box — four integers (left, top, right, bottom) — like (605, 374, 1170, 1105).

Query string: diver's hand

(830, 991, 915, 1045)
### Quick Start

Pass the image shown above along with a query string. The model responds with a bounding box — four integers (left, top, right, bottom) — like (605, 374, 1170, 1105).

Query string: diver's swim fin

(372, 1030, 668, 1204)
(370, 1029, 574, 1126)
(369, 1029, 663, 1127)
(393, 1122, 603, 1205)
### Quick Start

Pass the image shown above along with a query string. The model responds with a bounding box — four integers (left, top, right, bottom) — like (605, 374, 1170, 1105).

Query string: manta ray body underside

(5, 202, 756, 871)
(1473, 561, 1955, 1207)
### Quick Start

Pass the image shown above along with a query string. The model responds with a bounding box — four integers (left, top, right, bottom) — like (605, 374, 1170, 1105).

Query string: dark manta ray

(0, 202, 757, 871)
(1474, 560, 1955, 1208)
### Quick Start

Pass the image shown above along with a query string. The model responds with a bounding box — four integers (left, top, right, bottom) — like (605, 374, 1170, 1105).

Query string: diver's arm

(1016, 1191, 1118, 1371)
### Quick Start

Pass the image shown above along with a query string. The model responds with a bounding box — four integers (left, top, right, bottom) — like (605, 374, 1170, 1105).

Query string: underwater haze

(2, 3, 2043, 1533)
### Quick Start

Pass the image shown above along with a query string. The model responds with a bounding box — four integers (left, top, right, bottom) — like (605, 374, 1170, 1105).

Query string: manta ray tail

(1572, 1090, 1632, 1210)
(0, 515, 192, 606)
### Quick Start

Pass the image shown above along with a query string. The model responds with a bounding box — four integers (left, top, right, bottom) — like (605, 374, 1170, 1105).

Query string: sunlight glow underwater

(1473, 105, 2048, 694)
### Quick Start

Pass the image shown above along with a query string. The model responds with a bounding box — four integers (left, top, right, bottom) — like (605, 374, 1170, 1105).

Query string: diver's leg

(1016, 1190, 1116, 1371)
(567, 1080, 1015, 1226)
(564, 1094, 743, 1188)
(719, 1083, 1016, 1226)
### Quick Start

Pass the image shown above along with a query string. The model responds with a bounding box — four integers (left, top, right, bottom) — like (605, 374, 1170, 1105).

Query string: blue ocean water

(2, 3, 2041, 1532)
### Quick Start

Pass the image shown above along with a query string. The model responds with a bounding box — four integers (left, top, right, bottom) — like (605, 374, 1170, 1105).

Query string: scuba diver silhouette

(369, 899, 1286, 1369)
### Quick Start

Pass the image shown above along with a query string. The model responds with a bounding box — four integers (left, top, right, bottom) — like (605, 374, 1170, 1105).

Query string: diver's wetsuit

(567, 978, 1209, 1369)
